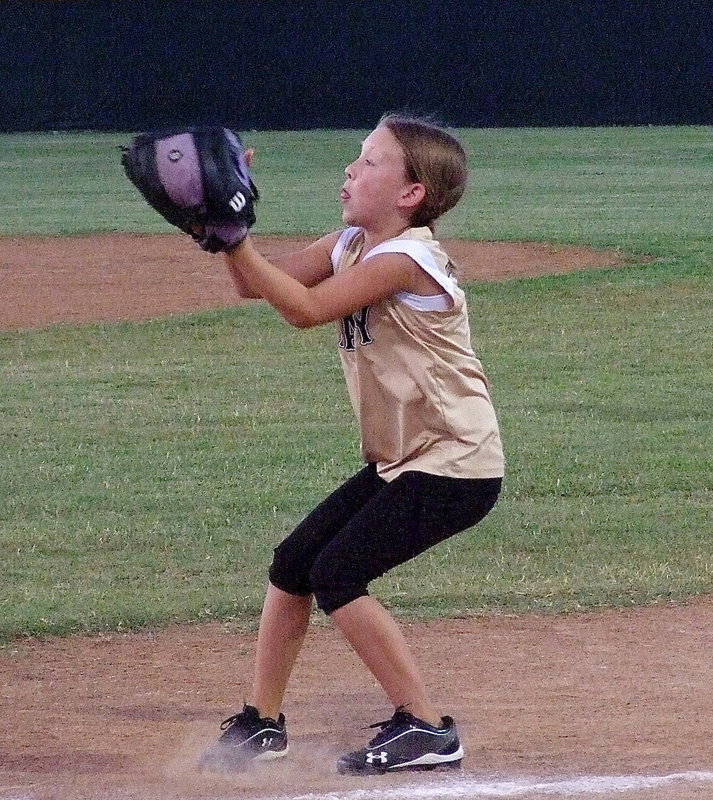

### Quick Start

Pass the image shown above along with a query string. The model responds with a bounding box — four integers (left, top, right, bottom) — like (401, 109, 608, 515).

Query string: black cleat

(337, 707, 464, 775)
(199, 704, 288, 771)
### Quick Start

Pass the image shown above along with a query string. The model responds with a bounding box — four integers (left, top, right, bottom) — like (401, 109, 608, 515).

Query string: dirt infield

(2, 234, 711, 800)
(0, 233, 632, 330)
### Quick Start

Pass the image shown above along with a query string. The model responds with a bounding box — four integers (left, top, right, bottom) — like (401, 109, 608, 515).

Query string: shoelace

(367, 708, 415, 743)
(369, 704, 414, 728)
(220, 709, 256, 731)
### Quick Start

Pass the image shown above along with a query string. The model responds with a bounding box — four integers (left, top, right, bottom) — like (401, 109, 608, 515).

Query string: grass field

(1, 126, 711, 641)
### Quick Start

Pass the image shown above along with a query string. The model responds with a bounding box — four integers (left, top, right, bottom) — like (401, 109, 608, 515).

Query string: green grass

(1, 126, 712, 640)
(1, 312, 353, 637)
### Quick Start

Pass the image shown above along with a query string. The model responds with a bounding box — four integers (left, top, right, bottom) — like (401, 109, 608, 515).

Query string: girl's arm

(226, 235, 429, 328)
(226, 232, 340, 298)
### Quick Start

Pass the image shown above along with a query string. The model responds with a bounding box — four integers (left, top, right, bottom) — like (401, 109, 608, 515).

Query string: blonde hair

(379, 114, 468, 230)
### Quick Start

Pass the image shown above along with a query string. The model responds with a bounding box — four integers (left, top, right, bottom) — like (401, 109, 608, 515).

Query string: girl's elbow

(281, 299, 332, 329)
(282, 309, 320, 329)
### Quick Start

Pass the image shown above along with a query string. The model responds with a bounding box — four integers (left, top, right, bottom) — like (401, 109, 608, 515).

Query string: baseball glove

(121, 126, 258, 253)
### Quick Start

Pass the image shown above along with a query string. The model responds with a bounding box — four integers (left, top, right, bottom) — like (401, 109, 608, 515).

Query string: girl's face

(340, 126, 419, 230)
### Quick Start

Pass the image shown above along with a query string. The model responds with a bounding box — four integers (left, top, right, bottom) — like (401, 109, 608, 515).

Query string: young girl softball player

(200, 115, 504, 775)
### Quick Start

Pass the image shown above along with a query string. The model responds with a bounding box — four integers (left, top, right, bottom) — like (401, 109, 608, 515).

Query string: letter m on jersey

(339, 306, 373, 351)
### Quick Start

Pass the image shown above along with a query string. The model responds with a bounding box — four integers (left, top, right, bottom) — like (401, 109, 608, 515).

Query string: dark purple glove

(121, 126, 258, 253)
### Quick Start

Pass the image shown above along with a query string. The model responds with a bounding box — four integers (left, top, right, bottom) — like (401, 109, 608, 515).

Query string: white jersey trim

(330, 228, 455, 311)
(392, 290, 452, 311)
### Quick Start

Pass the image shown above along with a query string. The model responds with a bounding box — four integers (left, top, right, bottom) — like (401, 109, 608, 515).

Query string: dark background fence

(1, 0, 711, 132)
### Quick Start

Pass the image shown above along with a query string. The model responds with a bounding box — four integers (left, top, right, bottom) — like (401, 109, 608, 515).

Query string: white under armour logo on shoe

(261, 736, 273, 748)
(366, 751, 388, 764)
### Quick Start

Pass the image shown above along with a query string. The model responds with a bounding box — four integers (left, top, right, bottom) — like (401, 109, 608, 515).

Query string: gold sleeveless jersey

(331, 226, 505, 481)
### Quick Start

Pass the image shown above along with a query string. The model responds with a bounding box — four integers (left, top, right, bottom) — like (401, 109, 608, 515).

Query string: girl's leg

(330, 595, 441, 726)
(247, 464, 385, 718)
(311, 473, 501, 725)
(250, 582, 313, 720)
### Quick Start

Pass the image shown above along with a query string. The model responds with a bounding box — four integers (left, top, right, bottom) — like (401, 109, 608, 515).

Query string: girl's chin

(342, 207, 366, 227)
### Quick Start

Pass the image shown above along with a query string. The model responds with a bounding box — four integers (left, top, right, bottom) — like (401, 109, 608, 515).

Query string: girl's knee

(268, 539, 312, 596)
(309, 557, 368, 615)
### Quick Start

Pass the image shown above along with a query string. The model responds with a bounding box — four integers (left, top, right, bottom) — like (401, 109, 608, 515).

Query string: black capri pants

(269, 463, 501, 615)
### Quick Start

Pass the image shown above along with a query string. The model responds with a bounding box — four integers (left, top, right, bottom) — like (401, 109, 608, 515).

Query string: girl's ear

(398, 182, 426, 211)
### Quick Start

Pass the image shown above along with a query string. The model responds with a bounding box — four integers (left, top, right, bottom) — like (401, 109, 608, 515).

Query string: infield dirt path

(1, 234, 711, 800)
(0, 233, 631, 329)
